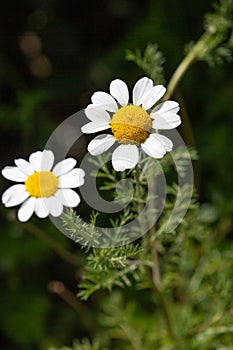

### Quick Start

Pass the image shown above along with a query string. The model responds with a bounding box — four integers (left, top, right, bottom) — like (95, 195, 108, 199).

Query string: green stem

(150, 239, 175, 345)
(134, 165, 143, 199)
(164, 32, 209, 99)
(21, 222, 82, 267)
(133, 165, 146, 215)
(138, 160, 174, 341)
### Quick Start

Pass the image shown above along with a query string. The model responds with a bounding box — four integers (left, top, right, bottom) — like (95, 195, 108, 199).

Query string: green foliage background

(0, 0, 232, 349)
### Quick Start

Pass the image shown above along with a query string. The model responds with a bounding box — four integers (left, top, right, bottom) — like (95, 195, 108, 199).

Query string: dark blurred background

(0, 0, 232, 349)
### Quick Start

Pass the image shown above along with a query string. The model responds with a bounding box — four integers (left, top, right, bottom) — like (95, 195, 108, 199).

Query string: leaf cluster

(186, 0, 233, 66)
(126, 43, 166, 84)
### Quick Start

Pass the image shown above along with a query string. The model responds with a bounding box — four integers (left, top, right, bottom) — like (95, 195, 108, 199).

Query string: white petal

(132, 77, 153, 106)
(2, 166, 27, 182)
(59, 168, 85, 188)
(141, 85, 166, 110)
(109, 79, 129, 106)
(112, 145, 139, 171)
(2, 184, 25, 204)
(152, 113, 181, 130)
(46, 196, 63, 217)
(29, 151, 42, 171)
(85, 104, 111, 122)
(34, 198, 49, 218)
(41, 150, 55, 171)
(141, 134, 167, 159)
(91, 91, 118, 112)
(5, 192, 29, 208)
(81, 121, 110, 134)
(14, 159, 34, 176)
(17, 197, 36, 222)
(55, 189, 80, 207)
(53, 158, 77, 176)
(88, 134, 115, 156)
(2, 184, 29, 207)
(29, 150, 54, 171)
(154, 134, 173, 151)
(152, 100, 180, 114)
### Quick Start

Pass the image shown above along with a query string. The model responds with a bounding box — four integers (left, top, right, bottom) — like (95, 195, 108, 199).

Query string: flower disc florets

(81, 77, 181, 171)
(110, 105, 152, 144)
(1, 150, 85, 221)
(25, 171, 59, 197)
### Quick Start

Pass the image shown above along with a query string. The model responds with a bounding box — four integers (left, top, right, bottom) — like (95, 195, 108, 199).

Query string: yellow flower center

(25, 171, 59, 197)
(109, 105, 152, 144)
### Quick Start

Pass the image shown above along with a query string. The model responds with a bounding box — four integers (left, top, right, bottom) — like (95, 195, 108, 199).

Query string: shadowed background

(0, 0, 232, 349)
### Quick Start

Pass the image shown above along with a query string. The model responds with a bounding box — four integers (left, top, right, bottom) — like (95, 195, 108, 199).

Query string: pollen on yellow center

(25, 171, 59, 198)
(109, 105, 152, 144)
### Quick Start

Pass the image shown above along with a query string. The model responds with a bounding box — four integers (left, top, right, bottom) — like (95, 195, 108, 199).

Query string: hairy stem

(164, 32, 209, 99)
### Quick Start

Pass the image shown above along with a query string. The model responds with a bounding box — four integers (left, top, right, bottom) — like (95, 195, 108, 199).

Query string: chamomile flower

(81, 77, 181, 171)
(1, 150, 85, 222)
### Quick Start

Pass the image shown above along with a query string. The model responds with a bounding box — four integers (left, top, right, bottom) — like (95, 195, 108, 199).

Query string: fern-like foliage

(126, 43, 165, 84)
(203, 0, 233, 65)
(61, 209, 101, 248)
(78, 262, 144, 301)
(87, 244, 142, 271)
(49, 339, 107, 350)
(185, 0, 233, 66)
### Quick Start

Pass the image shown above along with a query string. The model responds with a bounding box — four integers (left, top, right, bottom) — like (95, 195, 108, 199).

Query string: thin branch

(48, 280, 95, 333)
(125, 259, 153, 267)
(188, 312, 223, 336)
(164, 32, 209, 99)
(150, 239, 176, 345)
(21, 221, 82, 268)
(151, 240, 162, 289)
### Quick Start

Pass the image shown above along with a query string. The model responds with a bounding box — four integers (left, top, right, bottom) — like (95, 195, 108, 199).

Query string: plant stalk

(150, 239, 175, 345)
(164, 32, 209, 99)
(21, 222, 81, 267)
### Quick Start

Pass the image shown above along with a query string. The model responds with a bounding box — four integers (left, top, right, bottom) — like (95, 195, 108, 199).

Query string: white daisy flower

(81, 77, 181, 171)
(1, 150, 85, 222)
